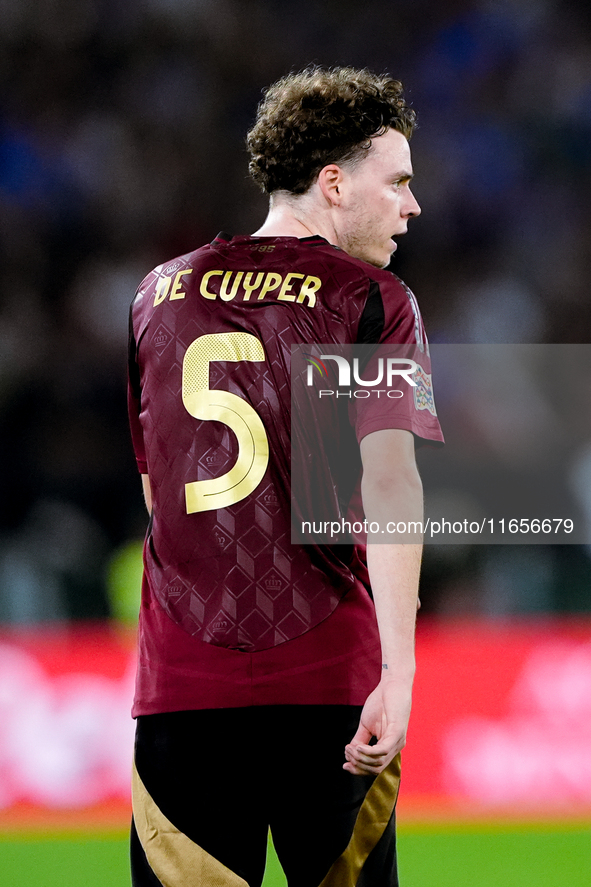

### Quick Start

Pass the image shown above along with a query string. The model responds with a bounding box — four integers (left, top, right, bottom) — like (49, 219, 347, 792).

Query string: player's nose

(404, 188, 421, 219)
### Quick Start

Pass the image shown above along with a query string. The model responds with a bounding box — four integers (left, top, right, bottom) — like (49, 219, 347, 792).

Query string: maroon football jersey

(128, 234, 442, 712)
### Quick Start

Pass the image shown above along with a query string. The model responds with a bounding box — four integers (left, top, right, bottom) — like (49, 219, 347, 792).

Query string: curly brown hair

(246, 66, 416, 195)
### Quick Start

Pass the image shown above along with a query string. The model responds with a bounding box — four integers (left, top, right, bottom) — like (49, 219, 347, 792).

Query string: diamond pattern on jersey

(257, 484, 281, 516)
(153, 324, 172, 355)
(131, 236, 439, 651)
(238, 526, 271, 558)
(188, 595, 204, 623)
(225, 566, 253, 598)
(211, 524, 232, 551)
(241, 609, 272, 642)
(276, 611, 308, 639)
(198, 440, 233, 477)
(260, 567, 286, 600)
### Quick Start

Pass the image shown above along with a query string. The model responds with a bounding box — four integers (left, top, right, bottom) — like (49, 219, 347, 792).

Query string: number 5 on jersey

(182, 332, 269, 513)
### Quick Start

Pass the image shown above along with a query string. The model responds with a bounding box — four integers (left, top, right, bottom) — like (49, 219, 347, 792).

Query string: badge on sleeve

(413, 364, 437, 416)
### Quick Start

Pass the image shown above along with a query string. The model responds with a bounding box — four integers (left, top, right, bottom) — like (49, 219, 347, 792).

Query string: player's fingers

(347, 723, 373, 748)
(343, 759, 387, 776)
(347, 736, 403, 768)
(367, 727, 406, 756)
(345, 741, 378, 762)
(345, 746, 387, 768)
(344, 745, 391, 774)
(347, 735, 398, 757)
(347, 745, 397, 773)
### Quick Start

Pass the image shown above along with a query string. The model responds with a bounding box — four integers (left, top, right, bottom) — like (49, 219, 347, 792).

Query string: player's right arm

(141, 474, 153, 515)
(343, 428, 423, 776)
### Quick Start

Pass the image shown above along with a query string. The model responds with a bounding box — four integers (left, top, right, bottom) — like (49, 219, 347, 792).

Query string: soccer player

(128, 67, 443, 887)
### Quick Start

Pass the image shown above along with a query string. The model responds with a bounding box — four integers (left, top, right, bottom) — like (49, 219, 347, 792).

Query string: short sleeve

(352, 274, 444, 446)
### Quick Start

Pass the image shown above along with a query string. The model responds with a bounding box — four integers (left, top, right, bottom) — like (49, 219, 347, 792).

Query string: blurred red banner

(0, 624, 135, 829)
(1, 618, 590, 828)
(402, 617, 591, 820)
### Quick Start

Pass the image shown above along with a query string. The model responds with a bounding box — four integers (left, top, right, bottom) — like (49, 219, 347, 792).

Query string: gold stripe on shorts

(318, 752, 401, 887)
(132, 761, 249, 887)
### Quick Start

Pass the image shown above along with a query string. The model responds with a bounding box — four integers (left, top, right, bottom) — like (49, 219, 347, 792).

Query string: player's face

(336, 128, 421, 268)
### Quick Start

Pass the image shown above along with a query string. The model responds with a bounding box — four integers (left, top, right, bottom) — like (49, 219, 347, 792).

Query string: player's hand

(343, 679, 412, 776)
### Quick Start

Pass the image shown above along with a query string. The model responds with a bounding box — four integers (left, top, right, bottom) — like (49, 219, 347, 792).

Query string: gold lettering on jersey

(169, 268, 193, 300)
(196, 270, 321, 307)
(182, 332, 269, 513)
(153, 276, 171, 307)
(277, 272, 304, 302)
(200, 269, 223, 299)
(220, 270, 244, 302)
(154, 269, 193, 306)
(242, 271, 265, 300)
(297, 275, 321, 307)
(257, 272, 282, 300)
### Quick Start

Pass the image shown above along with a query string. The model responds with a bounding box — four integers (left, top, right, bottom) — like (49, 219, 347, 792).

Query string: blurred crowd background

(1, 0, 591, 624)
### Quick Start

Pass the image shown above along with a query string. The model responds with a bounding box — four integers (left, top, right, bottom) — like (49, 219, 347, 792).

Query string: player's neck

(252, 200, 336, 244)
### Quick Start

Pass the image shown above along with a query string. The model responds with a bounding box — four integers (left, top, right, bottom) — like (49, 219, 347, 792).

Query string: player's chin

(359, 241, 396, 269)
(378, 253, 395, 269)
(380, 240, 398, 268)
(367, 248, 394, 269)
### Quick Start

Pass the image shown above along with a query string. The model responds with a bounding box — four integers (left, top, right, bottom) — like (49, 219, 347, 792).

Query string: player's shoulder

(322, 246, 416, 305)
(133, 243, 213, 300)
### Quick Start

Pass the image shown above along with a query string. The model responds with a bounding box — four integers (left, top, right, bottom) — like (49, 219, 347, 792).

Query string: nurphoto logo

(305, 353, 418, 399)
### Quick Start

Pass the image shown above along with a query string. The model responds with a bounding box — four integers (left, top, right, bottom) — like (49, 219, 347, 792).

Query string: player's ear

(317, 164, 344, 206)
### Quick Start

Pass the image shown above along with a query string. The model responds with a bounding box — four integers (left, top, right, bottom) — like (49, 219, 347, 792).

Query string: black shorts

(131, 706, 400, 887)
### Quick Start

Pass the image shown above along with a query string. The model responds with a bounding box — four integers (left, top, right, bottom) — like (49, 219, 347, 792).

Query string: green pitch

(398, 822, 591, 887)
(1, 823, 589, 886)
